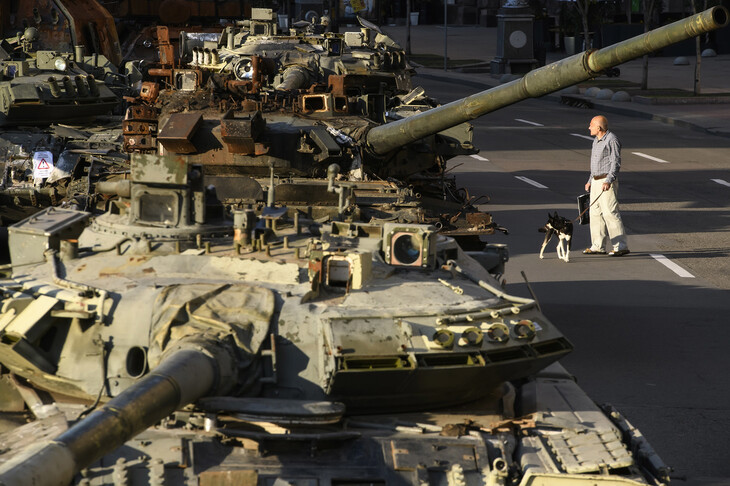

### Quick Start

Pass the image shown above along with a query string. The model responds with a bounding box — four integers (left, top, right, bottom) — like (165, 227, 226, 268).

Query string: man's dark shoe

(583, 248, 607, 255)
(608, 249, 630, 257)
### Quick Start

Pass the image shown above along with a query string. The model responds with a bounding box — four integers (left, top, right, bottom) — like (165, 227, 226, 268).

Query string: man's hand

(602, 182, 611, 191)
(585, 182, 591, 192)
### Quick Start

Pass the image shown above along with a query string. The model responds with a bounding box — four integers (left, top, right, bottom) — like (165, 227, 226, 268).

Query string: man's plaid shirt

(589, 130, 621, 185)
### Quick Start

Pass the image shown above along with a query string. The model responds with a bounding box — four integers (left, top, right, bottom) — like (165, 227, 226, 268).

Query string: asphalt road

(414, 72, 730, 485)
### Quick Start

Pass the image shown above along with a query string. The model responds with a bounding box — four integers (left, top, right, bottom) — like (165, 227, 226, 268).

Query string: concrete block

(611, 91, 631, 102)
(479, 9, 489, 26)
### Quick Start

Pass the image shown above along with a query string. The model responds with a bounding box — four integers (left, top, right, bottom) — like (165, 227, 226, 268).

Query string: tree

(640, 0, 658, 90)
(406, 0, 412, 55)
(572, 0, 592, 51)
(691, 0, 709, 95)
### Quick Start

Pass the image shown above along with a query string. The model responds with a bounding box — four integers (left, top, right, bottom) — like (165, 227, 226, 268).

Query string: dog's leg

(557, 235, 571, 262)
(539, 230, 553, 259)
(556, 235, 565, 261)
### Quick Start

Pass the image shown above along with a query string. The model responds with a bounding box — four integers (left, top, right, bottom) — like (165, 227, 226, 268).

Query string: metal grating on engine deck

(544, 429, 634, 474)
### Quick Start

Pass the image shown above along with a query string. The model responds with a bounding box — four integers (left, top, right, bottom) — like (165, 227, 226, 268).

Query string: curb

(413, 72, 498, 91)
(560, 95, 730, 139)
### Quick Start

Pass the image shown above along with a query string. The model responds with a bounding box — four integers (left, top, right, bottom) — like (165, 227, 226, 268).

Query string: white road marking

(470, 154, 490, 161)
(570, 133, 594, 141)
(515, 118, 544, 127)
(650, 254, 695, 278)
(515, 176, 548, 189)
(711, 178, 730, 188)
(632, 152, 669, 163)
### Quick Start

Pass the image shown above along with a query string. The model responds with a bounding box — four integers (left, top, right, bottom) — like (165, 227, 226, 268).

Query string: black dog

(538, 212, 573, 262)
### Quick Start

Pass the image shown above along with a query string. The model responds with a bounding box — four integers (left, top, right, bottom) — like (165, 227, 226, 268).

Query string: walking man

(583, 115, 630, 256)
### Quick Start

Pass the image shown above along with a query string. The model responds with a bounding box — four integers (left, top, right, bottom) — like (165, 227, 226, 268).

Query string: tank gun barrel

(0, 342, 235, 486)
(95, 179, 131, 197)
(366, 6, 728, 155)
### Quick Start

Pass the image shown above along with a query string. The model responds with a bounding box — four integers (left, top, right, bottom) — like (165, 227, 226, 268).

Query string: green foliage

(527, 0, 550, 19)
(560, 0, 614, 37)
(560, 3, 583, 35)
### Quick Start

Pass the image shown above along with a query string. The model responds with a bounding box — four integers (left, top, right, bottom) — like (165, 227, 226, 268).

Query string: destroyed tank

(0, 7, 728, 486)
(0, 0, 123, 67)
(0, 18, 126, 227)
(121, 9, 487, 237)
(0, 8, 480, 238)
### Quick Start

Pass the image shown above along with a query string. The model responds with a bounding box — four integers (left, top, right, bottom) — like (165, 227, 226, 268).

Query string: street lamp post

(444, 1, 448, 70)
(406, 0, 411, 54)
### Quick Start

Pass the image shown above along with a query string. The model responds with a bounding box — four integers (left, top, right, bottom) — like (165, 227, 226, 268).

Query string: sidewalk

(379, 24, 730, 138)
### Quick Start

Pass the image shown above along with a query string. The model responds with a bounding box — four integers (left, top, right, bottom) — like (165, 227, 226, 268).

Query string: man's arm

(604, 136, 622, 184)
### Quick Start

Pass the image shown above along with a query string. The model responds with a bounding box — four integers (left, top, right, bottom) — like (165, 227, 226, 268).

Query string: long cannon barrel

(0, 342, 236, 486)
(366, 6, 729, 155)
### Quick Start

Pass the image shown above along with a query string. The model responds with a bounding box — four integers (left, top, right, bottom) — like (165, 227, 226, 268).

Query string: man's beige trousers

(589, 177, 628, 252)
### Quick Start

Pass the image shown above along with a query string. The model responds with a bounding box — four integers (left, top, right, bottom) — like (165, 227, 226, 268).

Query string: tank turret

(114, 11, 495, 237)
(0, 35, 120, 127)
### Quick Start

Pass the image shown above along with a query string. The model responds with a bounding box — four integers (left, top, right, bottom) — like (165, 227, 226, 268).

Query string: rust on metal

(481, 415, 537, 434)
(466, 211, 493, 228)
(328, 75, 346, 97)
(2, 0, 123, 65)
(140, 82, 160, 103)
(220, 110, 265, 155)
(126, 105, 158, 122)
(123, 105, 159, 153)
(199, 470, 258, 486)
(158, 113, 203, 154)
(148, 68, 173, 78)
(156, 26, 175, 68)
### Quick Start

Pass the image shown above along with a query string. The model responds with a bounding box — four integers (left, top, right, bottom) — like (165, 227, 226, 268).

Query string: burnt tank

(120, 9, 488, 237)
(0, 7, 727, 486)
(0, 0, 123, 66)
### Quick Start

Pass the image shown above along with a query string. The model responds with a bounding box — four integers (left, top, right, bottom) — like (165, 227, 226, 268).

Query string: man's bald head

(592, 115, 608, 131)
(589, 116, 608, 138)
